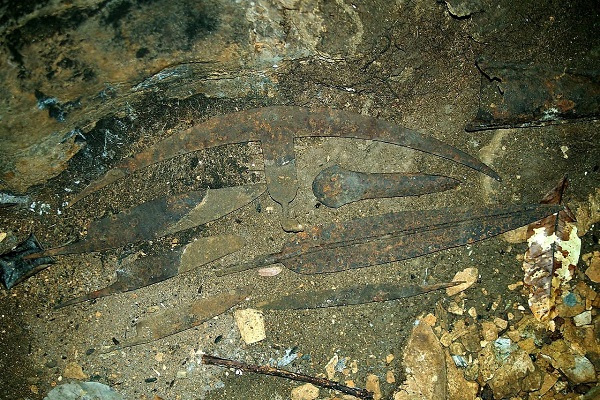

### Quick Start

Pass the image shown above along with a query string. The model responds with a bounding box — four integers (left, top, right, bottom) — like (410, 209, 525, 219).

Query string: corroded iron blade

(282, 204, 562, 274)
(312, 165, 460, 208)
(101, 287, 249, 351)
(257, 281, 460, 310)
(69, 107, 500, 207)
(216, 203, 562, 276)
(31, 184, 264, 258)
(55, 235, 245, 308)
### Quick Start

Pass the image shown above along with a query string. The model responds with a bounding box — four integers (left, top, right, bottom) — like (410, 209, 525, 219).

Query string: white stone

(573, 310, 592, 326)
(234, 308, 266, 344)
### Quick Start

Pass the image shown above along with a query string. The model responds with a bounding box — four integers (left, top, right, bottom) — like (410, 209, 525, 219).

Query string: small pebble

(447, 268, 478, 296)
(290, 383, 319, 400)
(573, 311, 592, 326)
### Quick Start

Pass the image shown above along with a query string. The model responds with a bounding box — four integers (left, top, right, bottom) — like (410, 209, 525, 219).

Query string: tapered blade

(55, 235, 245, 308)
(39, 184, 264, 257)
(69, 106, 499, 206)
(257, 281, 460, 310)
(312, 165, 460, 208)
(278, 204, 562, 274)
(101, 287, 250, 351)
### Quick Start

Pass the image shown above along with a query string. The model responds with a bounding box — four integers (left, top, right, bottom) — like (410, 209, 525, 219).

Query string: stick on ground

(202, 354, 374, 399)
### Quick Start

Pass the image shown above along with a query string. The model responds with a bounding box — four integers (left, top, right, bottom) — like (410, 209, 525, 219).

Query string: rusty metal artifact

(257, 281, 460, 310)
(312, 164, 460, 208)
(69, 106, 501, 230)
(102, 287, 249, 351)
(0, 234, 55, 289)
(216, 203, 561, 276)
(467, 61, 600, 131)
(55, 234, 245, 308)
(26, 184, 264, 259)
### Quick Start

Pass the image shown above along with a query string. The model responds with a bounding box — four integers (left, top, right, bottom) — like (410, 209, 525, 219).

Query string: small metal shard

(257, 281, 461, 310)
(69, 107, 500, 211)
(312, 165, 461, 208)
(101, 287, 249, 352)
(55, 234, 245, 308)
(0, 192, 31, 208)
(0, 234, 55, 289)
(216, 203, 562, 276)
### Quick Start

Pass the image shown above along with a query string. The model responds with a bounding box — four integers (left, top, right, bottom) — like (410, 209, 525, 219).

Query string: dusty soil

(1, 1, 599, 399)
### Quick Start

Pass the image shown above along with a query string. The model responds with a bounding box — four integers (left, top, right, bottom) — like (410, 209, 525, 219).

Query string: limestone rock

(488, 347, 536, 398)
(575, 188, 600, 236)
(325, 354, 338, 380)
(63, 362, 89, 380)
(445, 350, 478, 400)
(555, 291, 586, 318)
(446, 268, 478, 296)
(573, 310, 592, 326)
(541, 339, 597, 384)
(365, 374, 382, 400)
(290, 383, 319, 400)
(584, 251, 600, 283)
(394, 320, 447, 400)
(44, 382, 123, 400)
(234, 308, 266, 344)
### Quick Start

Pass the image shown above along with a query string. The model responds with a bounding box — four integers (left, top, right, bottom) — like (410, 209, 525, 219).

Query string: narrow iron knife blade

(257, 282, 460, 310)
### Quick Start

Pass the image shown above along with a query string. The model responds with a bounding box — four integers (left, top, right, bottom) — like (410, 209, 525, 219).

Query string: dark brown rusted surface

(101, 288, 250, 351)
(467, 61, 600, 131)
(261, 127, 302, 231)
(257, 281, 460, 310)
(29, 184, 264, 258)
(55, 234, 245, 308)
(312, 164, 461, 208)
(202, 354, 373, 400)
(69, 106, 500, 206)
(217, 203, 561, 276)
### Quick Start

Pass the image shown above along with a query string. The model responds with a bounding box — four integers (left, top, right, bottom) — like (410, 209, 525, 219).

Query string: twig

(202, 354, 374, 399)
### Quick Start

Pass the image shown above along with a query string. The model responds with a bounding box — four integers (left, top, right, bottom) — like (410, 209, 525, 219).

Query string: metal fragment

(102, 287, 249, 351)
(312, 165, 460, 208)
(0, 192, 31, 208)
(0, 234, 55, 289)
(69, 107, 500, 213)
(467, 61, 600, 131)
(257, 281, 460, 310)
(216, 203, 561, 276)
(55, 234, 245, 308)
